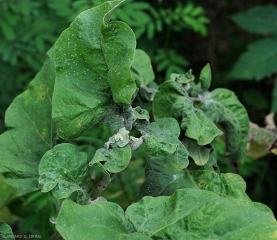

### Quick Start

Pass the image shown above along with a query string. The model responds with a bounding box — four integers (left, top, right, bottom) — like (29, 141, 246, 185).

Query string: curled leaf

(199, 89, 249, 161)
(52, 0, 137, 139)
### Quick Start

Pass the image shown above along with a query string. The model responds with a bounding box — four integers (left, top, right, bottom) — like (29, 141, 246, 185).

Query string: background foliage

(0, 0, 277, 238)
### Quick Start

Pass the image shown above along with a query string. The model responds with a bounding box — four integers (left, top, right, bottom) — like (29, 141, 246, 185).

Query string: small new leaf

(90, 145, 131, 173)
(133, 106, 150, 121)
(170, 69, 195, 84)
(199, 63, 211, 91)
(104, 127, 130, 149)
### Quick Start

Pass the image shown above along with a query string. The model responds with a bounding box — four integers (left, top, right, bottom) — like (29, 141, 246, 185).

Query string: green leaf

(0, 174, 18, 209)
(127, 188, 277, 239)
(144, 118, 189, 169)
(199, 89, 249, 161)
(56, 200, 151, 240)
(133, 106, 150, 121)
(1, 20, 16, 41)
(153, 80, 222, 146)
(188, 164, 250, 200)
(0, 49, 56, 194)
(229, 38, 277, 80)
(140, 151, 250, 200)
(139, 151, 186, 197)
(152, 80, 186, 119)
(39, 143, 90, 203)
(52, 0, 137, 139)
(182, 137, 211, 166)
(199, 63, 211, 91)
(131, 49, 155, 86)
(177, 97, 223, 145)
(231, 5, 277, 34)
(170, 70, 194, 84)
(104, 127, 130, 148)
(0, 222, 14, 240)
(89, 145, 131, 173)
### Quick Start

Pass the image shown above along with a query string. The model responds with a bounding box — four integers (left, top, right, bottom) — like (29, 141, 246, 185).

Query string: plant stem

(89, 173, 115, 201)
(49, 230, 63, 240)
(56, 199, 61, 215)
(226, 158, 238, 174)
(189, 97, 201, 102)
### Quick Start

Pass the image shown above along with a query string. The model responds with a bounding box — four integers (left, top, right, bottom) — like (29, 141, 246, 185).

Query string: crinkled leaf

(140, 151, 249, 200)
(231, 5, 277, 35)
(144, 118, 189, 169)
(229, 38, 277, 80)
(0, 49, 56, 194)
(187, 164, 250, 200)
(56, 200, 151, 240)
(153, 80, 222, 145)
(199, 89, 249, 161)
(133, 106, 149, 121)
(131, 49, 155, 86)
(39, 143, 90, 203)
(127, 188, 277, 239)
(0, 222, 14, 240)
(105, 127, 130, 148)
(89, 145, 131, 173)
(52, 0, 137, 139)
(170, 70, 195, 84)
(176, 97, 222, 145)
(182, 137, 211, 166)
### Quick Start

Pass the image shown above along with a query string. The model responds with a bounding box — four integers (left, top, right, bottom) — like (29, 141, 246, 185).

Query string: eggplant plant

(0, 1, 277, 239)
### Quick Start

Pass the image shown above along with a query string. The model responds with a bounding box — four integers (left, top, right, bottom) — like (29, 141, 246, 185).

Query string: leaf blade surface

(0, 49, 56, 193)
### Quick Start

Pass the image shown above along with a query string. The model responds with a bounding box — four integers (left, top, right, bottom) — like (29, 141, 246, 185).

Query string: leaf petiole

(88, 173, 116, 202)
